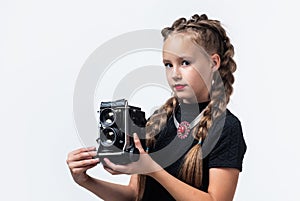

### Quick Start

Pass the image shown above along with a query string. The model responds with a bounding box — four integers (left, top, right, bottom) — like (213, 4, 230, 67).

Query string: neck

(175, 101, 209, 123)
(179, 98, 210, 105)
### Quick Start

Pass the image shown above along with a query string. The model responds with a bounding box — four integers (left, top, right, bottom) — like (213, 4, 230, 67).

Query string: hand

(66, 147, 100, 185)
(103, 133, 162, 175)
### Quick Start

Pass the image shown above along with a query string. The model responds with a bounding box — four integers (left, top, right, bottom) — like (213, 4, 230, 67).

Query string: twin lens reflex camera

(95, 99, 147, 164)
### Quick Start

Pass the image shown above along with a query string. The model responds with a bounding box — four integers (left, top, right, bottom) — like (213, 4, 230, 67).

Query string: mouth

(174, 84, 187, 90)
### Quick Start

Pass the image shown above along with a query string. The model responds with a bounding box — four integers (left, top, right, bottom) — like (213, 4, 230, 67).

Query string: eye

(182, 60, 190, 66)
(164, 63, 173, 68)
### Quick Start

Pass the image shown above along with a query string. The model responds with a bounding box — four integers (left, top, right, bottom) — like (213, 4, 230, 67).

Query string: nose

(171, 66, 182, 80)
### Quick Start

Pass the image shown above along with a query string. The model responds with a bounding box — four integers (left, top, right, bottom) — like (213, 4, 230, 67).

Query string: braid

(137, 96, 178, 200)
(219, 36, 236, 103)
(145, 96, 178, 148)
(179, 69, 227, 187)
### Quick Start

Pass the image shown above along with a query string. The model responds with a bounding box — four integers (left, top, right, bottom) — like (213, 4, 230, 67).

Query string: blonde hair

(137, 14, 237, 200)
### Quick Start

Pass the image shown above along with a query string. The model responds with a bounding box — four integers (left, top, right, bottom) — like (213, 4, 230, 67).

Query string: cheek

(165, 70, 173, 85)
(192, 67, 212, 88)
(185, 70, 208, 93)
(191, 74, 205, 89)
(186, 68, 204, 82)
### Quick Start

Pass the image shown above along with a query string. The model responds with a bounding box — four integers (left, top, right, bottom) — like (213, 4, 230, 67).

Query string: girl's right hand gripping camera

(95, 99, 147, 165)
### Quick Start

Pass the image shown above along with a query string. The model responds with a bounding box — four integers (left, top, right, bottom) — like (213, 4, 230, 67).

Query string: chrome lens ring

(100, 127, 117, 147)
(100, 108, 116, 127)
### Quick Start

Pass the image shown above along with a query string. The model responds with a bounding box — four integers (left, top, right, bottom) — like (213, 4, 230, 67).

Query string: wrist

(146, 168, 164, 179)
(144, 159, 163, 177)
(76, 174, 92, 187)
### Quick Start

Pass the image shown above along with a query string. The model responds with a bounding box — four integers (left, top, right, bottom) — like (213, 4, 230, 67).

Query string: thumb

(133, 133, 145, 153)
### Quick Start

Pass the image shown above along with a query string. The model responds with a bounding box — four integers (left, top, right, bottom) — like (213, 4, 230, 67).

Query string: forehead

(162, 33, 208, 59)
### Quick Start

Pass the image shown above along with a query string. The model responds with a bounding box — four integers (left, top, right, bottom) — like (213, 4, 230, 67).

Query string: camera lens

(100, 128, 116, 146)
(100, 108, 116, 126)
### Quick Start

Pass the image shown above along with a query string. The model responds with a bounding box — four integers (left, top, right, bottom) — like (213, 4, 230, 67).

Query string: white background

(1, 0, 300, 200)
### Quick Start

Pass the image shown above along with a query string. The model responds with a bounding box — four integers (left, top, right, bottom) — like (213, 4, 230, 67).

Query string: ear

(211, 54, 221, 72)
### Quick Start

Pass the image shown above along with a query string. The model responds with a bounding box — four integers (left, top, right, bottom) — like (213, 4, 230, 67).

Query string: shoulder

(204, 109, 247, 171)
(206, 109, 243, 144)
(223, 109, 242, 132)
(216, 109, 246, 150)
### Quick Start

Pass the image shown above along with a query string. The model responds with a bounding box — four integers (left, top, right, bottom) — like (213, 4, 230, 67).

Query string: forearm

(149, 170, 215, 201)
(79, 175, 137, 201)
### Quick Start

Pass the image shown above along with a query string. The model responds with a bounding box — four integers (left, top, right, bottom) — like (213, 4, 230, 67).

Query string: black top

(141, 102, 247, 201)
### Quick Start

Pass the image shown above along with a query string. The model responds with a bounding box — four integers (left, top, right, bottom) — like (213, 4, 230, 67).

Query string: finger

(66, 152, 97, 166)
(68, 158, 99, 169)
(73, 147, 97, 155)
(67, 147, 96, 160)
(103, 158, 127, 173)
(73, 151, 97, 161)
(133, 133, 145, 154)
(103, 166, 123, 175)
(72, 164, 97, 174)
(67, 151, 97, 165)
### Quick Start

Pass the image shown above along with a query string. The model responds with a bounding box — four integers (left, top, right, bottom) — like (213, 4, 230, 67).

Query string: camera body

(95, 99, 147, 164)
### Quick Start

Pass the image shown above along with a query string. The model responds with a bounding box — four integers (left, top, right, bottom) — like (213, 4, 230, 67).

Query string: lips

(174, 84, 187, 90)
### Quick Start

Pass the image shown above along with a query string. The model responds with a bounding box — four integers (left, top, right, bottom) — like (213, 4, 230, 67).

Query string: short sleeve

(207, 116, 247, 172)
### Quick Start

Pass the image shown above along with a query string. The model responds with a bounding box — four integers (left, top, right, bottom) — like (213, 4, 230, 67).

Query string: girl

(67, 14, 247, 201)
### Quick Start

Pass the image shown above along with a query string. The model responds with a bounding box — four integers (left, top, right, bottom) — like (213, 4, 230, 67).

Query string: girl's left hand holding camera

(103, 133, 162, 176)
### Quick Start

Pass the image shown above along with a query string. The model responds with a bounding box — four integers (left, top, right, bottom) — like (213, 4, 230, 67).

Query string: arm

(104, 134, 240, 201)
(80, 174, 138, 201)
(66, 147, 138, 201)
(148, 167, 239, 201)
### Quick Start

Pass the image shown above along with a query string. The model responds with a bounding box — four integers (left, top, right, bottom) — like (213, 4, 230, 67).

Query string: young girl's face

(163, 33, 214, 104)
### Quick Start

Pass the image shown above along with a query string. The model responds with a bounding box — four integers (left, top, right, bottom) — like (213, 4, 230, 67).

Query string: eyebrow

(179, 55, 193, 60)
(163, 59, 171, 63)
(163, 56, 193, 63)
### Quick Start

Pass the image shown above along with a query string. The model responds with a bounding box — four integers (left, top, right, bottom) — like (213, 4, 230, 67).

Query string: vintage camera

(95, 99, 147, 164)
